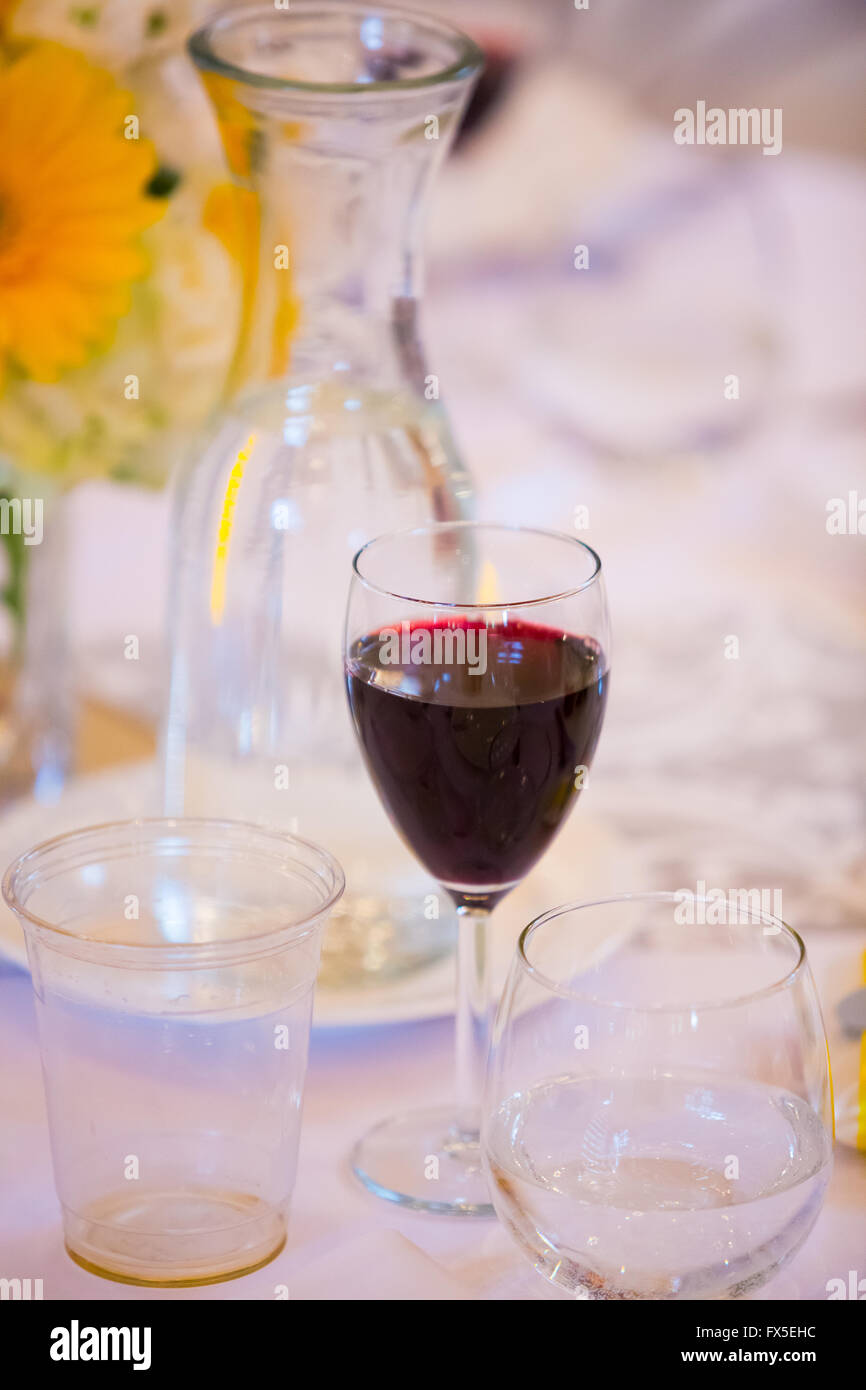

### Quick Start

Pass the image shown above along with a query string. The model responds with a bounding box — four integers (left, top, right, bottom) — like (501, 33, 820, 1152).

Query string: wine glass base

(351, 1107, 495, 1216)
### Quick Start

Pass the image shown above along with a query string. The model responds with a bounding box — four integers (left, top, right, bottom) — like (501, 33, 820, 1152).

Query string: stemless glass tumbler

(3, 819, 344, 1286)
(484, 893, 833, 1299)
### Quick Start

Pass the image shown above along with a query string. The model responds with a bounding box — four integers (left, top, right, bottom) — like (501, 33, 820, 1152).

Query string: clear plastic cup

(3, 818, 344, 1287)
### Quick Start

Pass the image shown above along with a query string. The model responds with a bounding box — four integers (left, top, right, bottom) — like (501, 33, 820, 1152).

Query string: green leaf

(69, 6, 100, 27)
(146, 165, 182, 199)
(0, 494, 29, 653)
(146, 10, 169, 37)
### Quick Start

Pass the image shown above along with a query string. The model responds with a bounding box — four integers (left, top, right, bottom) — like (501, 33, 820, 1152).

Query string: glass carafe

(163, 5, 481, 985)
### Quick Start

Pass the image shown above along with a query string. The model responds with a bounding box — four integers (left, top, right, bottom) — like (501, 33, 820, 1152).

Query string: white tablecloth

(1, 930, 864, 1301)
(2, 69, 865, 1298)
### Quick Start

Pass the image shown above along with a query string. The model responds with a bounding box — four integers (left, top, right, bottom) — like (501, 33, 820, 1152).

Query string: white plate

(0, 762, 642, 1028)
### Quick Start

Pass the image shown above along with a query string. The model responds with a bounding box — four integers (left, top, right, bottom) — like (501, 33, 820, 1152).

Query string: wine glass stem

(453, 906, 491, 1141)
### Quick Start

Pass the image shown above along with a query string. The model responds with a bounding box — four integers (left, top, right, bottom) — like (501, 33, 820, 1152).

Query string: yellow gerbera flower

(0, 0, 19, 32)
(0, 41, 163, 385)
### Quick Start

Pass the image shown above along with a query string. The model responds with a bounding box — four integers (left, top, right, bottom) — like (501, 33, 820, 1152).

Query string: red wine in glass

(347, 619, 608, 907)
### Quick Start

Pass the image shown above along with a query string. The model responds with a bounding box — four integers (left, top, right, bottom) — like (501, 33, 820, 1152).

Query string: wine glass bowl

(346, 526, 607, 907)
(483, 892, 834, 1297)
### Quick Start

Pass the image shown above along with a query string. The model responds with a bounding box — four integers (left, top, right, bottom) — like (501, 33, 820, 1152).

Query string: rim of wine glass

(2, 816, 346, 954)
(516, 891, 808, 1013)
(189, 2, 485, 96)
(351, 521, 603, 610)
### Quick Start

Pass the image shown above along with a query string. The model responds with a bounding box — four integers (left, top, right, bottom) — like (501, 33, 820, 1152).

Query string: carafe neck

(194, 22, 480, 398)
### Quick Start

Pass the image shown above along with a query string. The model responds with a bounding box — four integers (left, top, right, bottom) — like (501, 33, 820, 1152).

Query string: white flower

(8, 0, 214, 72)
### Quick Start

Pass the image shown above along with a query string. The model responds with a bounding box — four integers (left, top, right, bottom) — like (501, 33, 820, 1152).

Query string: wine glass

(344, 521, 610, 1214)
(483, 892, 834, 1296)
